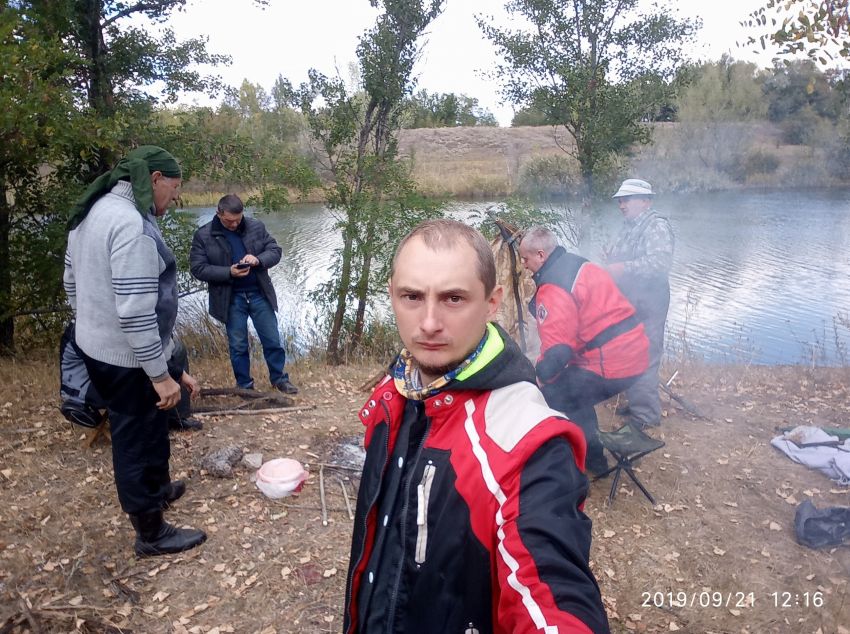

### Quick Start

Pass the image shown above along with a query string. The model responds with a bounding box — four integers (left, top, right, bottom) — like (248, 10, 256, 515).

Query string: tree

(677, 57, 767, 122)
(402, 89, 498, 127)
(479, 0, 699, 196)
(0, 0, 255, 353)
(743, 0, 850, 63)
(0, 5, 83, 353)
(284, 0, 445, 364)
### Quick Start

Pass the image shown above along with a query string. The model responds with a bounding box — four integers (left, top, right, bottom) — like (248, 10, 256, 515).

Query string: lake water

(184, 187, 850, 366)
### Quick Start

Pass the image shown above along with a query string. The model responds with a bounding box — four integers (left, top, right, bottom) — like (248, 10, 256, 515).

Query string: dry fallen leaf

(323, 567, 338, 578)
(713, 547, 726, 556)
(769, 522, 782, 531)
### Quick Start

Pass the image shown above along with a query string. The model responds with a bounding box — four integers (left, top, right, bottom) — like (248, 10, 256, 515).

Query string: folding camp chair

(593, 423, 665, 506)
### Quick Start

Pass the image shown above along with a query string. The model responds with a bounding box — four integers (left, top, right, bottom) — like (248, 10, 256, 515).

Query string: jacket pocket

(414, 463, 436, 564)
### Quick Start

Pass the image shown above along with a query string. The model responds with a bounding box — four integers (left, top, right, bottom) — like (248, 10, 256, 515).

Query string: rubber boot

(161, 480, 186, 510)
(129, 510, 206, 558)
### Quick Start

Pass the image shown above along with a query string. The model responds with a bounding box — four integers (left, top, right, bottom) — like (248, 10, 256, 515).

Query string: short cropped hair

(520, 226, 558, 255)
(217, 193, 244, 215)
(391, 219, 497, 296)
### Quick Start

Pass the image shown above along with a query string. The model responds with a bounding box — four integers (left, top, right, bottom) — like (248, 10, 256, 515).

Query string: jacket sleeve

(251, 222, 282, 269)
(534, 284, 579, 383)
(63, 247, 76, 314)
(495, 437, 610, 634)
(189, 229, 232, 283)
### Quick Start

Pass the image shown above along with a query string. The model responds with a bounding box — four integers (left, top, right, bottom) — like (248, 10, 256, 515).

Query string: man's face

(389, 237, 502, 384)
(217, 210, 243, 231)
(151, 172, 181, 217)
(616, 196, 652, 220)
(518, 241, 547, 273)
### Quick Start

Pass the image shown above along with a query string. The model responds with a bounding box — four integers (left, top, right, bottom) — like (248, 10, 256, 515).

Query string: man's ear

(487, 285, 503, 318)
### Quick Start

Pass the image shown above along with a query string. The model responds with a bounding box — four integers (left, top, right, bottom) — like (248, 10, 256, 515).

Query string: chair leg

(607, 468, 623, 506)
(623, 464, 657, 505)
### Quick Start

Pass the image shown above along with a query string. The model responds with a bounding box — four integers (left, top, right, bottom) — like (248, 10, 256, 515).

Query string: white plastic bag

(255, 458, 308, 499)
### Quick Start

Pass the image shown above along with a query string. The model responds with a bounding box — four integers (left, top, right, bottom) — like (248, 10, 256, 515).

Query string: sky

(166, 0, 774, 126)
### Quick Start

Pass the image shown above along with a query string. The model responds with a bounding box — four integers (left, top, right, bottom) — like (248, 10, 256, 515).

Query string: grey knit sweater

(63, 181, 177, 379)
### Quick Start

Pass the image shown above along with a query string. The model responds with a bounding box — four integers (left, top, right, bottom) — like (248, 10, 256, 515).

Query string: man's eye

(447, 296, 463, 304)
(402, 293, 421, 301)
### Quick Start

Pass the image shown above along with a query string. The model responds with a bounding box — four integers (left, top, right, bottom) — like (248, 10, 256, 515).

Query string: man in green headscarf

(64, 145, 207, 557)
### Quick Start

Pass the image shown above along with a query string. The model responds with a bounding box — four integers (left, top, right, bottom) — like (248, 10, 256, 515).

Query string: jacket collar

(532, 245, 567, 285)
(211, 214, 245, 235)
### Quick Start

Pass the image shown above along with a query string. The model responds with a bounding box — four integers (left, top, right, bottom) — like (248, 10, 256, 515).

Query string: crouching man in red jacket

(519, 226, 649, 476)
(344, 219, 609, 634)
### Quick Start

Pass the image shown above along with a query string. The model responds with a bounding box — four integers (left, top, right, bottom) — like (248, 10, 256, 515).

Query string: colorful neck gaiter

(392, 328, 489, 401)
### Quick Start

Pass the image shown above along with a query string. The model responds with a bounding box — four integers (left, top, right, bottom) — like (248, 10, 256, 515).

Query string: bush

(780, 106, 822, 145)
(517, 154, 581, 198)
(724, 149, 780, 182)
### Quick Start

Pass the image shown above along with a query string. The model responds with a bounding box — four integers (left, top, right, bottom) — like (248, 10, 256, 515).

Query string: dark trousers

(541, 367, 640, 465)
(167, 340, 192, 423)
(83, 357, 171, 515)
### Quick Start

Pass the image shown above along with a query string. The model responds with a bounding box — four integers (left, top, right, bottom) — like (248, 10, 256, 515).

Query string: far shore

(181, 123, 850, 207)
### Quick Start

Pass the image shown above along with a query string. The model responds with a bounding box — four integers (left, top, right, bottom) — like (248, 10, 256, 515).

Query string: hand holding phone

(235, 262, 251, 270)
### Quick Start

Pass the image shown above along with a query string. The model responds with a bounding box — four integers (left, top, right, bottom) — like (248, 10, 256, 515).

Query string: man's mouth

(416, 342, 446, 351)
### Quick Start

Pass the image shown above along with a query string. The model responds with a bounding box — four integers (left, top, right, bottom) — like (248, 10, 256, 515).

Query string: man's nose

(420, 300, 442, 333)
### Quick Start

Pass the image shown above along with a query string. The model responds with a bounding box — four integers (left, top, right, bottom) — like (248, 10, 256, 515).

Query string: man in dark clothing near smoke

(519, 226, 649, 476)
(604, 179, 674, 430)
(344, 219, 609, 634)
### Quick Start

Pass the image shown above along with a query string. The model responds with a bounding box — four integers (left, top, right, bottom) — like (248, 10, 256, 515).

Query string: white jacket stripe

(463, 399, 557, 634)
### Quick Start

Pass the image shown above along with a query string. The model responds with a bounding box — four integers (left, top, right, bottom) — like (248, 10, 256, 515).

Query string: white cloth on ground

(770, 425, 850, 485)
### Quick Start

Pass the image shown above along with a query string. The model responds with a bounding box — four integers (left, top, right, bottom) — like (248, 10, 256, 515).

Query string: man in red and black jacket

(519, 226, 649, 475)
(345, 219, 609, 633)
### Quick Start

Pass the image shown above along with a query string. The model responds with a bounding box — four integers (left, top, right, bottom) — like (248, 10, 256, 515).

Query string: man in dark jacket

(345, 219, 609, 634)
(519, 226, 649, 475)
(189, 194, 297, 394)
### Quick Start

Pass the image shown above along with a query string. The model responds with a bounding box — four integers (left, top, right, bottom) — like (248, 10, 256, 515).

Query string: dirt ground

(1, 356, 849, 634)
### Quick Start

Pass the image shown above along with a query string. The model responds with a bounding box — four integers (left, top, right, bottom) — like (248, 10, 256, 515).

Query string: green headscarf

(67, 145, 182, 230)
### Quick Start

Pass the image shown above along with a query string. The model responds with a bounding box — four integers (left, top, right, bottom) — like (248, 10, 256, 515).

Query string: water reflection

(183, 187, 850, 365)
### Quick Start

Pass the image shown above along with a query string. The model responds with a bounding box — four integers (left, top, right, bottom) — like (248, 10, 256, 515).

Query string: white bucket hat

(612, 178, 654, 198)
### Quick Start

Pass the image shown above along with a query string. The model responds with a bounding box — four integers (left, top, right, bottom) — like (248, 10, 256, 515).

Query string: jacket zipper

(414, 463, 436, 564)
(386, 414, 431, 633)
(344, 398, 392, 633)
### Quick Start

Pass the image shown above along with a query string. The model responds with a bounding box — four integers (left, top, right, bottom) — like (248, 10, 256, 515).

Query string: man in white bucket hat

(604, 178, 674, 430)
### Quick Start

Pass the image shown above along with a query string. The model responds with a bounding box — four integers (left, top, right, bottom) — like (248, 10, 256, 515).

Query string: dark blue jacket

(189, 215, 282, 322)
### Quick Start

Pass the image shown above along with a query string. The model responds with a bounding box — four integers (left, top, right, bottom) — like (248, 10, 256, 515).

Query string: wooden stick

(194, 405, 316, 417)
(199, 387, 279, 399)
(340, 479, 354, 520)
(659, 383, 709, 420)
(17, 594, 41, 634)
(318, 462, 361, 472)
(319, 465, 328, 526)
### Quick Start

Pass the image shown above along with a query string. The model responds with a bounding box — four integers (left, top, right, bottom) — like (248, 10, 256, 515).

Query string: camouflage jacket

(607, 209, 674, 281)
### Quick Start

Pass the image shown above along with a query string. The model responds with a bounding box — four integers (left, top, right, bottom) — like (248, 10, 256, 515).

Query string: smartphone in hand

(235, 262, 251, 270)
